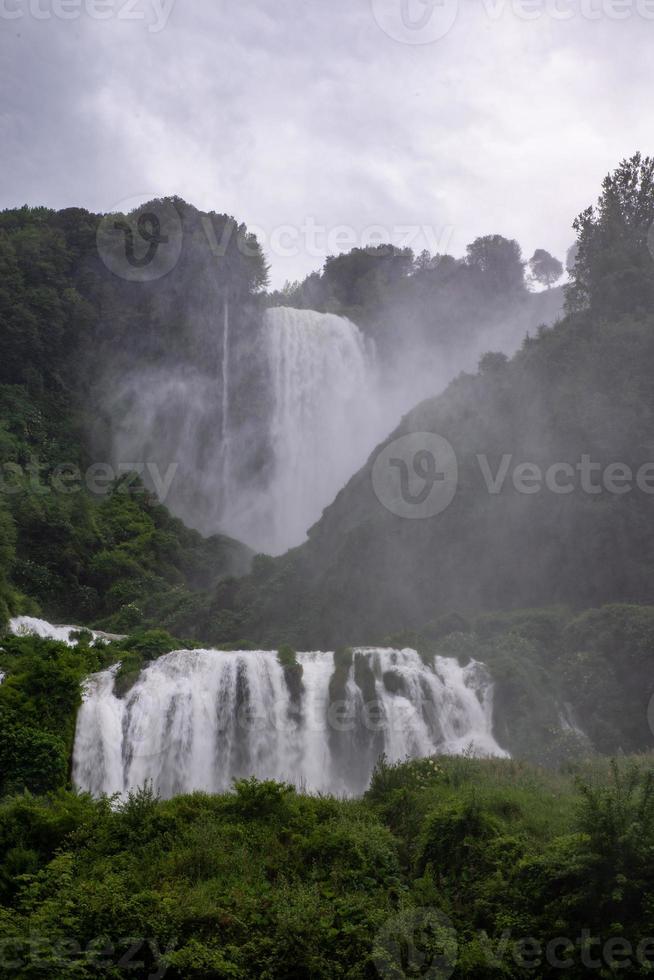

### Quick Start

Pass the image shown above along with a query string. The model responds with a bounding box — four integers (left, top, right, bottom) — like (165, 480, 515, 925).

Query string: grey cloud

(0, 0, 652, 284)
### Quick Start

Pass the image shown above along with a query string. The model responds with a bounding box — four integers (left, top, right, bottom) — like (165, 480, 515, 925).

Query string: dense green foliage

(0, 200, 259, 632)
(435, 604, 654, 761)
(0, 630, 181, 796)
(11, 478, 251, 633)
(0, 499, 16, 625)
(0, 756, 653, 978)
(0, 634, 94, 798)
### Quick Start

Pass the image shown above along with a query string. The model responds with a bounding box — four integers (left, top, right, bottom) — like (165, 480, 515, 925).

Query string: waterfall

(220, 296, 232, 505)
(72, 646, 507, 799)
(9, 615, 125, 646)
(262, 307, 379, 554)
(102, 305, 383, 556)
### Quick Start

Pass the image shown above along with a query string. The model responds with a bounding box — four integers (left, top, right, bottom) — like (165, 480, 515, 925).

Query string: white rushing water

(9, 616, 125, 646)
(261, 307, 380, 553)
(73, 646, 507, 799)
(220, 297, 232, 506)
(104, 305, 384, 556)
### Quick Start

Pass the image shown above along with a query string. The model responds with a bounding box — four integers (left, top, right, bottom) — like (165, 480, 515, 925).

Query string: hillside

(3, 754, 654, 979)
(226, 307, 654, 648)
(195, 156, 654, 653)
(0, 201, 259, 630)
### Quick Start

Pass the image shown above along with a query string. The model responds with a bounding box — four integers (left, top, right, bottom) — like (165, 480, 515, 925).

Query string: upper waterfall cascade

(73, 646, 508, 799)
(262, 307, 378, 553)
(220, 297, 232, 506)
(104, 305, 383, 556)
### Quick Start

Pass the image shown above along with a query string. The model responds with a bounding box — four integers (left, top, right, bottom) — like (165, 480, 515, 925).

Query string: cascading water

(220, 297, 232, 505)
(73, 646, 507, 799)
(261, 307, 379, 553)
(102, 305, 383, 556)
(9, 615, 125, 646)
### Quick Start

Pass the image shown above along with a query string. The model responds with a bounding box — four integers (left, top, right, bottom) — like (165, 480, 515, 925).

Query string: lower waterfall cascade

(73, 646, 508, 799)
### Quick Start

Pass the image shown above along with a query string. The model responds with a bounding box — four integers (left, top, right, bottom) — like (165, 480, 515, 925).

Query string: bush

(0, 715, 68, 796)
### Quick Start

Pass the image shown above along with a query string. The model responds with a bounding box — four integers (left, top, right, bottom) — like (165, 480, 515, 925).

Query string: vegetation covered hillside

(214, 156, 654, 654)
(0, 200, 262, 630)
(1, 755, 654, 978)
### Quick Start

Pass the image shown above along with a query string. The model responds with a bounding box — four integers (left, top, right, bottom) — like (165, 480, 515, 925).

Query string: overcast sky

(1, 0, 653, 286)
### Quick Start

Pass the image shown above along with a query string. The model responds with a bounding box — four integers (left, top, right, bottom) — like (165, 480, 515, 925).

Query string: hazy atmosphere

(3, 0, 654, 283)
(3, 3, 654, 978)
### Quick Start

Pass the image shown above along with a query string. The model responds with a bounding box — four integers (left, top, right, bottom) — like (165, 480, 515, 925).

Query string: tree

(478, 350, 509, 375)
(566, 243, 578, 273)
(0, 499, 16, 626)
(465, 235, 525, 295)
(413, 249, 440, 273)
(566, 152, 654, 316)
(322, 245, 414, 310)
(528, 249, 563, 289)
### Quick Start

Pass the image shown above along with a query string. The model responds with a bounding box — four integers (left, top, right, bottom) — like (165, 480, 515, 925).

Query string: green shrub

(0, 715, 68, 796)
(276, 644, 297, 668)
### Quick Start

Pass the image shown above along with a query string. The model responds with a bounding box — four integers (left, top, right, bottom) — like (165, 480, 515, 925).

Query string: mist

(92, 218, 565, 556)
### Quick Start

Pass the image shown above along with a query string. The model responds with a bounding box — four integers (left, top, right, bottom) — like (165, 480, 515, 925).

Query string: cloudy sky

(1, 0, 653, 285)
